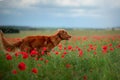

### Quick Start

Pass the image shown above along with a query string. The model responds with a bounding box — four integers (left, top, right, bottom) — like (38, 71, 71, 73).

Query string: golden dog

(0, 29, 71, 57)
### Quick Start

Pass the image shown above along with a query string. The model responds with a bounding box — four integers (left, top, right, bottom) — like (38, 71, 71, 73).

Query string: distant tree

(0, 26, 20, 33)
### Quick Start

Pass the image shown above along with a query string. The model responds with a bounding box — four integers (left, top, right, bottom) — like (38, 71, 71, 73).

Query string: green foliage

(0, 30, 120, 80)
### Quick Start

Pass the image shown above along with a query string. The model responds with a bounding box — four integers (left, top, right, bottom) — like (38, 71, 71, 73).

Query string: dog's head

(57, 29, 71, 40)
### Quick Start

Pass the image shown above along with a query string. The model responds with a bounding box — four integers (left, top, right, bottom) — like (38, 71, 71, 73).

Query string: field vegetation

(0, 29, 120, 80)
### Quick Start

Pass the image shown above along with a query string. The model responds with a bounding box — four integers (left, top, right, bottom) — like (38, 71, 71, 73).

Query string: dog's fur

(0, 29, 71, 57)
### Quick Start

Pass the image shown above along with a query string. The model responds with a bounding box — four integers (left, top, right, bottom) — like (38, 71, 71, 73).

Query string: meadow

(0, 29, 120, 80)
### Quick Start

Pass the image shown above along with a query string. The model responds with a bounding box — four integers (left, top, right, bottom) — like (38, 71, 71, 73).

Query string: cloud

(0, 0, 40, 8)
(1, 0, 120, 9)
(0, 0, 120, 17)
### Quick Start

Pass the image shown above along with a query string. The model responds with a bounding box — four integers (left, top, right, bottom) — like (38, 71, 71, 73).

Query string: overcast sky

(0, 0, 120, 28)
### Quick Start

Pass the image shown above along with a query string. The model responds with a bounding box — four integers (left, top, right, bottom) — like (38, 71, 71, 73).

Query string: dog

(0, 29, 71, 57)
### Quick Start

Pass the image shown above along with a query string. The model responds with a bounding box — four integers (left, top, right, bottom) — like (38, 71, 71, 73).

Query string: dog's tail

(0, 30, 16, 51)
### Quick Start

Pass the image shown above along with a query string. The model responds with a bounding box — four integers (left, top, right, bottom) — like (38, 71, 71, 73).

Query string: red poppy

(6, 48, 11, 52)
(77, 48, 81, 51)
(83, 75, 87, 80)
(102, 45, 108, 51)
(58, 44, 62, 50)
(64, 47, 67, 50)
(66, 64, 71, 68)
(117, 44, 120, 48)
(79, 50, 83, 57)
(18, 62, 26, 71)
(12, 69, 17, 74)
(6, 53, 12, 60)
(37, 64, 41, 67)
(102, 45, 108, 53)
(39, 58, 44, 61)
(93, 52, 97, 55)
(32, 68, 38, 74)
(109, 43, 112, 47)
(55, 51, 59, 55)
(15, 52, 20, 57)
(30, 49, 38, 56)
(68, 45, 72, 50)
(41, 51, 45, 55)
(42, 47, 47, 51)
(61, 54, 65, 58)
(110, 47, 114, 51)
(45, 60, 49, 64)
(63, 51, 67, 55)
(21, 52, 29, 59)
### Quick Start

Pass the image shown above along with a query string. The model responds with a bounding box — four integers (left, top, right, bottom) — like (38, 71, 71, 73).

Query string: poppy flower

(83, 75, 87, 80)
(12, 69, 17, 74)
(55, 51, 59, 55)
(21, 52, 28, 59)
(110, 47, 114, 51)
(63, 51, 67, 55)
(61, 54, 65, 58)
(79, 50, 83, 57)
(39, 58, 44, 61)
(102, 45, 108, 53)
(42, 47, 47, 51)
(32, 68, 38, 74)
(18, 62, 26, 71)
(66, 64, 71, 68)
(6, 48, 11, 52)
(6, 53, 12, 60)
(30, 49, 38, 56)
(41, 51, 45, 55)
(15, 52, 20, 57)
(102, 45, 108, 51)
(68, 45, 72, 50)
(45, 60, 49, 64)
(93, 52, 97, 55)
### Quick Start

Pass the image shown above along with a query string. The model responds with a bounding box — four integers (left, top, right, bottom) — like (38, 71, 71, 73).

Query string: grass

(0, 29, 120, 80)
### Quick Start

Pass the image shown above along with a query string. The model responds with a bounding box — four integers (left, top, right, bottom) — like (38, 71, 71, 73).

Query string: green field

(0, 29, 120, 80)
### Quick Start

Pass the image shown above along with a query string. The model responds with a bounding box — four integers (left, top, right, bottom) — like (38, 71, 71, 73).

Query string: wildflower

(102, 45, 108, 51)
(68, 45, 72, 50)
(93, 52, 97, 55)
(102, 45, 108, 53)
(42, 47, 47, 51)
(83, 75, 87, 80)
(61, 54, 65, 58)
(117, 44, 120, 48)
(6, 53, 12, 60)
(32, 68, 38, 74)
(39, 58, 44, 61)
(109, 43, 112, 47)
(7, 48, 11, 52)
(15, 52, 20, 57)
(110, 47, 114, 51)
(64, 47, 67, 50)
(18, 62, 26, 71)
(55, 51, 59, 55)
(79, 50, 83, 57)
(12, 69, 17, 74)
(30, 49, 38, 56)
(21, 52, 28, 59)
(41, 51, 45, 55)
(58, 44, 62, 50)
(77, 48, 81, 51)
(45, 60, 49, 64)
(63, 51, 67, 55)
(37, 64, 41, 67)
(66, 64, 71, 68)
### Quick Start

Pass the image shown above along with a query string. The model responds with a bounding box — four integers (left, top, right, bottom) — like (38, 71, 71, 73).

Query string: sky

(0, 0, 120, 28)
